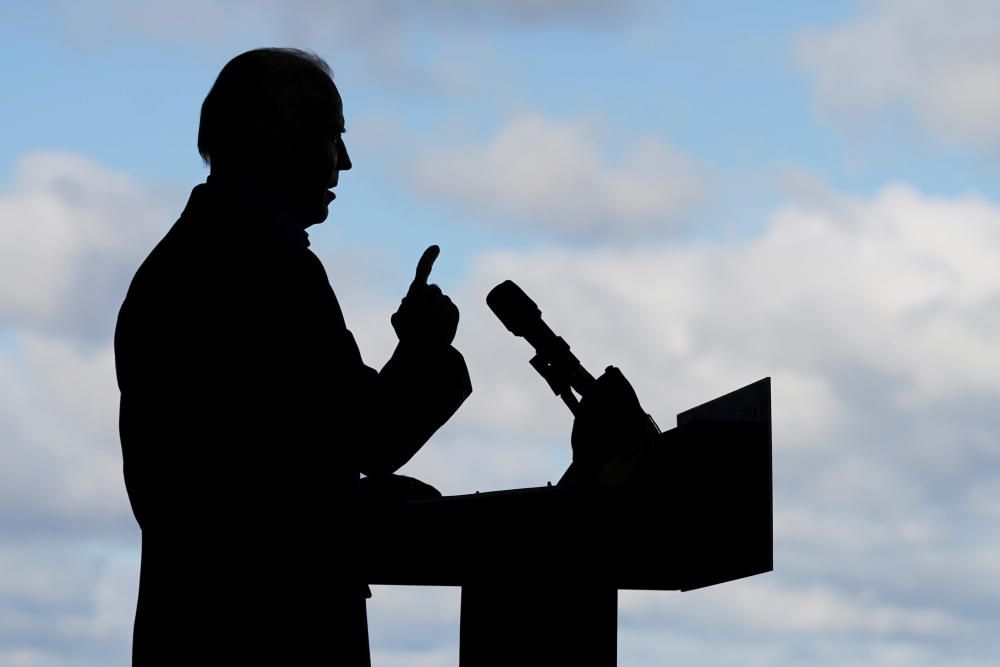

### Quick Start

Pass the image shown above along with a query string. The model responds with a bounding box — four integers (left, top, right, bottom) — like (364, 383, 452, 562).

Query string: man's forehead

(331, 86, 345, 128)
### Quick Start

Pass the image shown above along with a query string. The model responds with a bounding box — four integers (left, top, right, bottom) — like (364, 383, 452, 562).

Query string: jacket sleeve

(355, 338, 472, 476)
(299, 250, 472, 476)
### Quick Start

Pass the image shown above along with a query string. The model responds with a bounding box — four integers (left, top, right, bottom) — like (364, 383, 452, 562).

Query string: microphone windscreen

(487, 280, 540, 338)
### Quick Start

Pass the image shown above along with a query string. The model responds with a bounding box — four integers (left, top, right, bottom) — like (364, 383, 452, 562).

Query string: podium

(360, 378, 772, 666)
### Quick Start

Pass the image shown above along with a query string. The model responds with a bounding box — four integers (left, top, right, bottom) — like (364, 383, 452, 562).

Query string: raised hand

(391, 245, 459, 347)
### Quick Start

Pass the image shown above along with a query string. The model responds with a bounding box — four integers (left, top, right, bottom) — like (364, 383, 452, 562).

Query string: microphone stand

(527, 337, 594, 416)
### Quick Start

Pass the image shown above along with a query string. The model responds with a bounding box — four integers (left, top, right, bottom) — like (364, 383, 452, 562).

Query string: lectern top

(677, 377, 771, 427)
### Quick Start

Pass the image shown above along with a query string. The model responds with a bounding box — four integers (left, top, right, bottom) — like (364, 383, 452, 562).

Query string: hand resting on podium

(360, 473, 443, 507)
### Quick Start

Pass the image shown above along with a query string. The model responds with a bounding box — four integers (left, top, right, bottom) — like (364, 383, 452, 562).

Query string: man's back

(116, 178, 407, 663)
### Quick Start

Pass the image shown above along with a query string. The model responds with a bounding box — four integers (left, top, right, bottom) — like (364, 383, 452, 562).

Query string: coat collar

(183, 174, 311, 249)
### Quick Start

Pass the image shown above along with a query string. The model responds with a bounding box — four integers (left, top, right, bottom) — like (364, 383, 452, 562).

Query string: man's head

(198, 48, 351, 228)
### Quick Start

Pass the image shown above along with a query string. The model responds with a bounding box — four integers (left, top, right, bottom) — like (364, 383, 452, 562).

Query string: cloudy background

(2, 0, 999, 664)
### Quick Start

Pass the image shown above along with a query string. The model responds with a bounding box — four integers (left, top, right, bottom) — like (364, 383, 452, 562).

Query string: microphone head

(487, 280, 541, 338)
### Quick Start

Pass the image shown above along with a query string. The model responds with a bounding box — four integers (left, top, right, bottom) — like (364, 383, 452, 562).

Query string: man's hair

(198, 48, 339, 170)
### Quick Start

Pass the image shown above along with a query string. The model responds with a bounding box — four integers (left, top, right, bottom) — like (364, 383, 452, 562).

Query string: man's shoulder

(120, 182, 332, 321)
(133, 199, 290, 281)
(126, 217, 207, 294)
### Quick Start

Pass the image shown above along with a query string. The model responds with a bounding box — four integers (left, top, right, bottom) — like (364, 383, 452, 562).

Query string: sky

(2, 0, 1000, 665)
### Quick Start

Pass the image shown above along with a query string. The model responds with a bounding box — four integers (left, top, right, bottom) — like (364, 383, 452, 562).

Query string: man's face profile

(269, 87, 352, 229)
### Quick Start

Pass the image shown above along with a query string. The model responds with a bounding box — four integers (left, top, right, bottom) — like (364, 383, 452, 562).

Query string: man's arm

(294, 244, 470, 476)
(351, 245, 472, 475)
(356, 339, 471, 476)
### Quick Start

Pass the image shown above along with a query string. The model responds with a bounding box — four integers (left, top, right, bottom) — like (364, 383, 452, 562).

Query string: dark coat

(114, 176, 471, 665)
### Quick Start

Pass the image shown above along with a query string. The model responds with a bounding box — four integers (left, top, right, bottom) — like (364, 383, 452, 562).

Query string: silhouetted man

(115, 48, 472, 665)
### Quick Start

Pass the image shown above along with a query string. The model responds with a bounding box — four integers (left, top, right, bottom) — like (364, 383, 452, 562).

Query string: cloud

(414, 0, 639, 26)
(367, 585, 460, 656)
(52, 0, 644, 96)
(0, 152, 176, 341)
(354, 175, 1000, 667)
(0, 151, 184, 536)
(797, 0, 1000, 148)
(344, 180, 1000, 515)
(0, 538, 137, 667)
(406, 112, 706, 238)
(4, 150, 1000, 665)
(55, 0, 641, 41)
(415, 181, 1000, 664)
(0, 333, 133, 537)
(457, 182, 1000, 420)
(621, 578, 959, 637)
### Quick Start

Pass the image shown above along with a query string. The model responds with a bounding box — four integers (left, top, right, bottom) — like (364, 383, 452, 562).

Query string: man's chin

(297, 199, 331, 229)
(304, 208, 328, 228)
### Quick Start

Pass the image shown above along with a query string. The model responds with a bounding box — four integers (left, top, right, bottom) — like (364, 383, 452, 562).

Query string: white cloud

(407, 112, 705, 238)
(0, 334, 132, 535)
(619, 589, 984, 667)
(0, 540, 137, 667)
(0, 151, 184, 535)
(367, 585, 461, 659)
(417, 0, 637, 25)
(456, 182, 1000, 425)
(56, 0, 641, 42)
(4, 150, 1000, 665)
(52, 0, 643, 98)
(336, 178, 1000, 666)
(392, 180, 1000, 663)
(621, 578, 959, 636)
(339, 181, 1000, 506)
(0, 152, 175, 340)
(797, 0, 1000, 148)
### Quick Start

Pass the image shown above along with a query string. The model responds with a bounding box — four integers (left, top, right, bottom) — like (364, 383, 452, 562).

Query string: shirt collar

(205, 173, 311, 248)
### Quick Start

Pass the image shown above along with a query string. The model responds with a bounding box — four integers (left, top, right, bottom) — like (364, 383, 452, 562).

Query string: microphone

(487, 280, 595, 413)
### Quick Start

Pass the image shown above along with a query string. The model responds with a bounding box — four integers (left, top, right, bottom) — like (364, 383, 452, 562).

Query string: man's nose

(339, 140, 352, 172)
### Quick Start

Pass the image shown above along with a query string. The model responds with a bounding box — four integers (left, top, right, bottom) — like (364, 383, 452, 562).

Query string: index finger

(412, 244, 440, 289)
